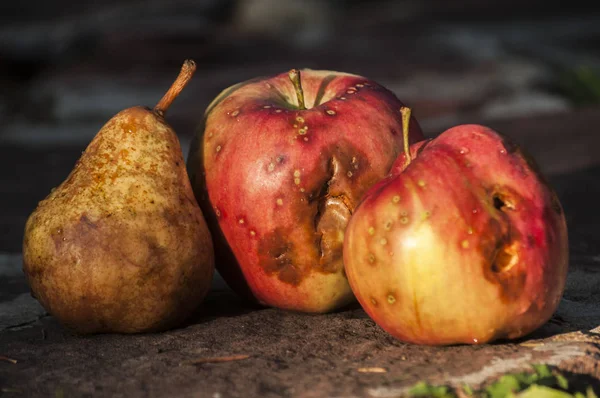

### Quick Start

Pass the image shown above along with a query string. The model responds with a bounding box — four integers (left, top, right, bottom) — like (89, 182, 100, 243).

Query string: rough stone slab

(0, 290, 599, 398)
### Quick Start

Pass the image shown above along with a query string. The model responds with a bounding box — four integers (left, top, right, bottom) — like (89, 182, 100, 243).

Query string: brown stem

(288, 69, 306, 110)
(154, 59, 197, 116)
(400, 107, 412, 166)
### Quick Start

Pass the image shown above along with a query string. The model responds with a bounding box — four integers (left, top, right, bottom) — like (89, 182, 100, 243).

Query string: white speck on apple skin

(387, 294, 396, 304)
(238, 218, 245, 225)
(326, 109, 336, 116)
(367, 253, 376, 264)
(215, 145, 222, 153)
(276, 198, 283, 206)
(380, 238, 387, 246)
(368, 227, 375, 235)
(230, 110, 240, 117)
(392, 195, 401, 203)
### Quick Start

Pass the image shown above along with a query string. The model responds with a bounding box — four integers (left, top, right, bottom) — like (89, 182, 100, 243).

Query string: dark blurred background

(1, 0, 600, 253)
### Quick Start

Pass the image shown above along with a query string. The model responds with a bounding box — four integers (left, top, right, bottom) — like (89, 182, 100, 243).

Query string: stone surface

(2, 2, 600, 397)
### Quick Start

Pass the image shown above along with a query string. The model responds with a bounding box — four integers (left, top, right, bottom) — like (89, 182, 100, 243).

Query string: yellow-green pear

(23, 60, 214, 334)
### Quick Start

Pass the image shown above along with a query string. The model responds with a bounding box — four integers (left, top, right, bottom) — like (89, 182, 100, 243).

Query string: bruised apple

(187, 69, 423, 312)
(343, 110, 568, 344)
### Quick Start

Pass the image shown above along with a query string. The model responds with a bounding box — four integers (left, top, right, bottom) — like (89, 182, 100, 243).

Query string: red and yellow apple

(343, 117, 569, 344)
(187, 69, 423, 312)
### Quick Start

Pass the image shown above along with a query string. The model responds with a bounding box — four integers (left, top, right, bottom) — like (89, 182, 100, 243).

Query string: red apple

(187, 69, 423, 312)
(343, 114, 569, 344)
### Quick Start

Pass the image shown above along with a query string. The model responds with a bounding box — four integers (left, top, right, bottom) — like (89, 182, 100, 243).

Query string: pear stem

(288, 69, 306, 110)
(154, 59, 197, 117)
(400, 106, 412, 166)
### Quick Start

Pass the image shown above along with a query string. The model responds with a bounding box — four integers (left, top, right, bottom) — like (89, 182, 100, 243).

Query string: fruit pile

(22, 61, 568, 345)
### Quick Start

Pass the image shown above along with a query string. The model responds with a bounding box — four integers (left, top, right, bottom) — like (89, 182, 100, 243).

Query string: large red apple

(187, 69, 423, 312)
(343, 116, 568, 344)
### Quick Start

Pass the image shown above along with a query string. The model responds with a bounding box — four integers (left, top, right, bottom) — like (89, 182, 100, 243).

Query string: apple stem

(400, 106, 412, 166)
(288, 69, 307, 110)
(154, 59, 197, 117)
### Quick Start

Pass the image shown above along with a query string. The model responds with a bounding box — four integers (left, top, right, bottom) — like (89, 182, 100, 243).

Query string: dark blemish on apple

(493, 193, 515, 211)
(481, 225, 526, 303)
(491, 242, 519, 273)
(258, 229, 302, 286)
(316, 196, 351, 272)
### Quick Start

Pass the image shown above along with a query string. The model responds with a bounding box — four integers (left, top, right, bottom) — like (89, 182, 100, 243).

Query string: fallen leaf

(357, 367, 387, 373)
(183, 354, 250, 365)
(0, 356, 17, 364)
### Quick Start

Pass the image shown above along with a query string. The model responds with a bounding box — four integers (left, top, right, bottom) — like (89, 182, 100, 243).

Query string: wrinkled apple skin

(343, 125, 568, 344)
(187, 69, 423, 312)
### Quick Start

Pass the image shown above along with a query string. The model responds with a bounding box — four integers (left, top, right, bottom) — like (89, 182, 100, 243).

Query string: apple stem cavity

(288, 69, 307, 110)
(154, 59, 197, 117)
(400, 106, 412, 165)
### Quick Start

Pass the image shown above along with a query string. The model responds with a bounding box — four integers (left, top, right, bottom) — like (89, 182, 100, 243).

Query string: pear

(22, 60, 214, 334)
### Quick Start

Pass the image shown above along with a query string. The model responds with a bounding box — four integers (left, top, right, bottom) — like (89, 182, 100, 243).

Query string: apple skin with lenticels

(187, 69, 423, 313)
(343, 122, 569, 345)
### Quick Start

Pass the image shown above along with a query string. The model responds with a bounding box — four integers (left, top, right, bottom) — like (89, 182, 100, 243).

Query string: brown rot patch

(258, 229, 303, 286)
(493, 192, 515, 211)
(481, 221, 526, 303)
(315, 196, 351, 272)
(492, 241, 519, 273)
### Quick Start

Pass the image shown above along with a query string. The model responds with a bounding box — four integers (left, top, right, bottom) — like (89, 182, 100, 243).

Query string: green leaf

(485, 375, 522, 398)
(587, 386, 599, 398)
(515, 385, 574, 398)
(463, 384, 474, 396)
(532, 364, 553, 379)
(408, 381, 456, 398)
(554, 373, 569, 390)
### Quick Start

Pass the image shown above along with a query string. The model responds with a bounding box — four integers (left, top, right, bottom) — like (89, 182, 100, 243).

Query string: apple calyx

(288, 68, 307, 110)
(154, 59, 197, 117)
(400, 107, 412, 166)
